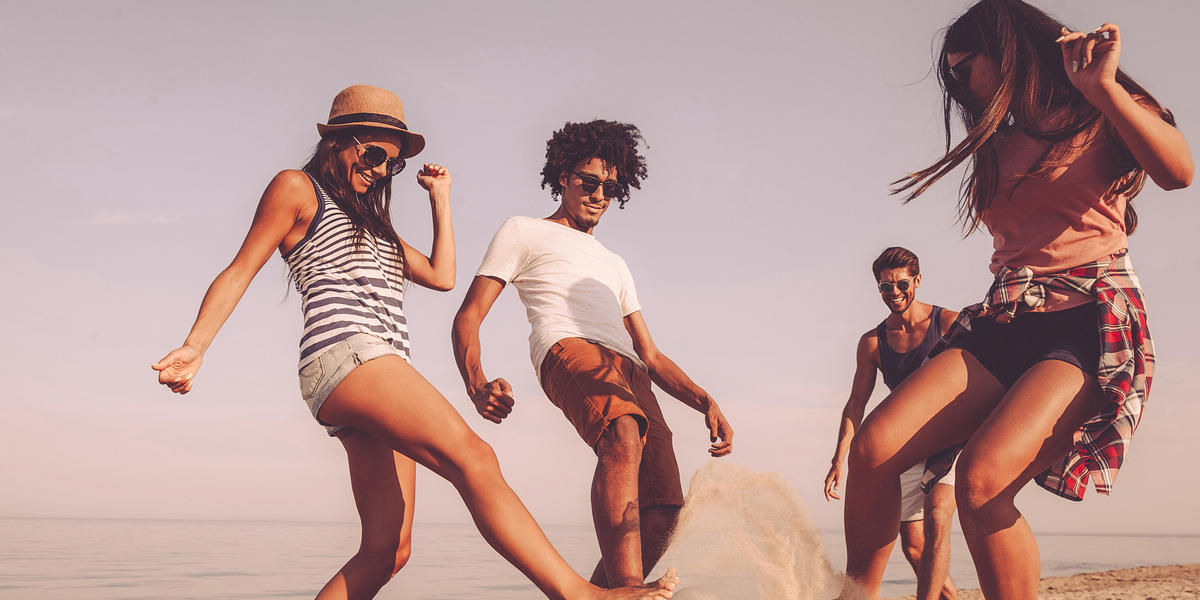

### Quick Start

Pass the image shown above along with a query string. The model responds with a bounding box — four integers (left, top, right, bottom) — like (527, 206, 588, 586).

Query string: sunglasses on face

(572, 171, 622, 199)
(877, 279, 913, 294)
(353, 136, 406, 177)
(949, 52, 977, 83)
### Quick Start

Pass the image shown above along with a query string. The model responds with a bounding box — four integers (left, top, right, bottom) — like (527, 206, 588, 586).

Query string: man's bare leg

(898, 520, 925, 574)
(590, 416, 645, 587)
(917, 483, 958, 600)
(639, 505, 680, 574)
(591, 504, 682, 586)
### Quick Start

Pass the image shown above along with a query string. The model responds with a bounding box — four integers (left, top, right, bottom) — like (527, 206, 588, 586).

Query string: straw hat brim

(316, 121, 427, 159)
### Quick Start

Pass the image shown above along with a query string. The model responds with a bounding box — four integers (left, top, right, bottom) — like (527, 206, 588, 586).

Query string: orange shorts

(539, 338, 685, 508)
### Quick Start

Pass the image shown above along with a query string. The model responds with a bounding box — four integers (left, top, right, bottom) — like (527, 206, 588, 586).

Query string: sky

(1, 0, 1197, 538)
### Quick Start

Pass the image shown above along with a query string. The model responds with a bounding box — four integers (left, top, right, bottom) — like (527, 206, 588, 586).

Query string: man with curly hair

(453, 119, 734, 588)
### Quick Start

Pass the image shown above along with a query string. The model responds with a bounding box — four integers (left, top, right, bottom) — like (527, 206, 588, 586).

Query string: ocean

(5, 464, 1200, 599)
(2, 516, 1199, 599)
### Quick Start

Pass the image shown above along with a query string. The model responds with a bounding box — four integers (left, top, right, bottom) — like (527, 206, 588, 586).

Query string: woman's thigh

(957, 358, 1105, 505)
(318, 355, 486, 474)
(341, 429, 417, 553)
(855, 348, 1006, 473)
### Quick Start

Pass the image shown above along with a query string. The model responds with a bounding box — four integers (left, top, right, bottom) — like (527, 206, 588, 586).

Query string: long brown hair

(301, 128, 405, 250)
(892, 0, 1176, 235)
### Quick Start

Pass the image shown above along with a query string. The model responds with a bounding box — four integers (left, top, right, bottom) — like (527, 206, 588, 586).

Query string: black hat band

(328, 112, 409, 131)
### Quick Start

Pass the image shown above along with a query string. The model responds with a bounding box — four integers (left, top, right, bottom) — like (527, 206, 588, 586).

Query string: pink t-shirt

(982, 126, 1134, 310)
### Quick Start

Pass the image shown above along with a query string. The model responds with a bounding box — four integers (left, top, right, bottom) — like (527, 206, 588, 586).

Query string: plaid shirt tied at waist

(920, 250, 1154, 501)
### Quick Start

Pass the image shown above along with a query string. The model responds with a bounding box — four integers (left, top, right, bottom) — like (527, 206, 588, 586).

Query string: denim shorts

(299, 333, 403, 437)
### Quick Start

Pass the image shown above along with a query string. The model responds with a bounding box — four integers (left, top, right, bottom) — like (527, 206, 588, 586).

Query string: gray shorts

(299, 333, 402, 437)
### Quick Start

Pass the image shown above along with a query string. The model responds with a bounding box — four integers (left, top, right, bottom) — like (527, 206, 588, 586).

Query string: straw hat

(317, 85, 426, 158)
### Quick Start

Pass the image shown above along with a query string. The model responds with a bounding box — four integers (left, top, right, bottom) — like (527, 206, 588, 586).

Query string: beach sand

(887, 564, 1200, 600)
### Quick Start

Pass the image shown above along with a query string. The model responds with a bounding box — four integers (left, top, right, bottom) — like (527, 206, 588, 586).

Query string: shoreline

(886, 563, 1200, 600)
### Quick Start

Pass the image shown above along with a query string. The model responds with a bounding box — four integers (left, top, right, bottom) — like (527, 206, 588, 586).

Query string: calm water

(2, 517, 1199, 599)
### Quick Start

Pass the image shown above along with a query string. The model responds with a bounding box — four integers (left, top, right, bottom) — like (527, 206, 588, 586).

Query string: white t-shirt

(476, 216, 645, 378)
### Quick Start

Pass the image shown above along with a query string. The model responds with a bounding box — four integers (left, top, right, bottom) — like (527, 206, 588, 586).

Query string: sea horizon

(4, 515, 1200, 599)
(7, 514, 1200, 536)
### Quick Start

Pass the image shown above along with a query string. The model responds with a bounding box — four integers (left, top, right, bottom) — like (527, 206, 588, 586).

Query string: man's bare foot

(585, 567, 678, 600)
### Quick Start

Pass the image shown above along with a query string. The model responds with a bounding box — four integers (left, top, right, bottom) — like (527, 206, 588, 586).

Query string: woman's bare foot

(584, 567, 679, 600)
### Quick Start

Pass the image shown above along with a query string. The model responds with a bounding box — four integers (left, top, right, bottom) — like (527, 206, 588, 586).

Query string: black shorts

(953, 303, 1100, 388)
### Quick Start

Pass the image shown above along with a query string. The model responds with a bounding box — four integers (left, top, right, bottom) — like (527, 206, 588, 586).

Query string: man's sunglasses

(572, 171, 622, 199)
(877, 279, 913, 294)
(949, 51, 977, 83)
(353, 136, 406, 177)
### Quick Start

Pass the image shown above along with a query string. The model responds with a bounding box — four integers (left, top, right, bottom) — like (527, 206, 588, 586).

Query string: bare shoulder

(268, 169, 315, 197)
(260, 169, 317, 213)
(859, 328, 879, 345)
(857, 328, 880, 363)
(939, 307, 960, 330)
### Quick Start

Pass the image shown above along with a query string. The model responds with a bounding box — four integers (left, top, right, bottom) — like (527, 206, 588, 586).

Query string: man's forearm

(831, 417, 856, 465)
(831, 403, 867, 464)
(644, 353, 710, 411)
(451, 316, 489, 393)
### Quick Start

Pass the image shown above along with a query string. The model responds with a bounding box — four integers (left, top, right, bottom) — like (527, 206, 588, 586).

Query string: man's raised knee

(596, 415, 643, 465)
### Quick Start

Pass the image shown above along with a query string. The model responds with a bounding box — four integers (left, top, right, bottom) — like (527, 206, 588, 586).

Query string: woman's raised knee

(443, 433, 501, 480)
(847, 424, 896, 474)
(954, 452, 1013, 514)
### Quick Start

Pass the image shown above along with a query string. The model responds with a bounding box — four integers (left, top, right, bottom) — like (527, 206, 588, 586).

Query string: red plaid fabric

(921, 250, 1153, 501)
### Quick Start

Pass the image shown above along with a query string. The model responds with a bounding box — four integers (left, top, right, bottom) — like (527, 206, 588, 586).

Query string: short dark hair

(540, 119, 648, 209)
(872, 247, 920, 279)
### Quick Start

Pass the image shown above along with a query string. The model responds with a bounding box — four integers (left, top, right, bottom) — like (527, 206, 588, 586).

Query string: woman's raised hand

(417, 163, 451, 199)
(1057, 23, 1121, 99)
(152, 345, 202, 394)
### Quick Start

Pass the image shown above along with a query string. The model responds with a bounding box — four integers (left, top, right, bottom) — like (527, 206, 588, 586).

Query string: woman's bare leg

(317, 356, 676, 600)
(955, 359, 1104, 600)
(316, 431, 416, 600)
(844, 349, 1004, 598)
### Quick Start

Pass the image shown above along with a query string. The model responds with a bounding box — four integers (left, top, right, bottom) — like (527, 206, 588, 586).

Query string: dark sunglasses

(572, 171, 622, 198)
(877, 279, 913, 294)
(949, 51, 977, 83)
(353, 136, 406, 177)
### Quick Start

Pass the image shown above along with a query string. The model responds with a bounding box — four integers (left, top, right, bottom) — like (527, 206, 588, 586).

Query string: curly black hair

(540, 120, 648, 209)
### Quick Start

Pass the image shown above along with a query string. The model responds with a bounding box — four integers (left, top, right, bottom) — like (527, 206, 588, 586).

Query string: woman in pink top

(842, 1, 1192, 599)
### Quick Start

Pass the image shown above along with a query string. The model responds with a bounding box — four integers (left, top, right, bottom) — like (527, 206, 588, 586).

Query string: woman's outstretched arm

(152, 169, 312, 393)
(1060, 23, 1193, 190)
(399, 163, 455, 291)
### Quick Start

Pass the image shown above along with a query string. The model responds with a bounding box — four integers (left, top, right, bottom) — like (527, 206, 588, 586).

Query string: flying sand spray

(654, 462, 864, 600)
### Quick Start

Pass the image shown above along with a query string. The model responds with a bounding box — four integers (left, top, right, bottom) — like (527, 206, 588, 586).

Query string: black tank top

(877, 306, 944, 391)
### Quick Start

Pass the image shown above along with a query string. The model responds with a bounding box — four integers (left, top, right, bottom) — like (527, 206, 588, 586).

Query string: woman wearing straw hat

(152, 85, 678, 600)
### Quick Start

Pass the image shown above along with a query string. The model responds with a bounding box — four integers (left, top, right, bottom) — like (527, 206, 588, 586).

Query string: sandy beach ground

(886, 563, 1200, 600)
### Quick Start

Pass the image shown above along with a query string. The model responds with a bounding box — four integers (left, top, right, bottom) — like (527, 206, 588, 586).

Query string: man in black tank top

(824, 247, 961, 600)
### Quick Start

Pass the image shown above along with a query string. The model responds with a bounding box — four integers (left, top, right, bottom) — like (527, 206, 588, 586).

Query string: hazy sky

(2, 0, 1197, 537)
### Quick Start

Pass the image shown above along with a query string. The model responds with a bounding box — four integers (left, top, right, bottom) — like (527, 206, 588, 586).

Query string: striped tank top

(282, 173, 411, 368)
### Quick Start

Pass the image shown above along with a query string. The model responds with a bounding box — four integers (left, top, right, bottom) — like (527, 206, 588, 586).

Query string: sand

(886, 563, 1200, 600)
(658, 463, 1196, 600)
